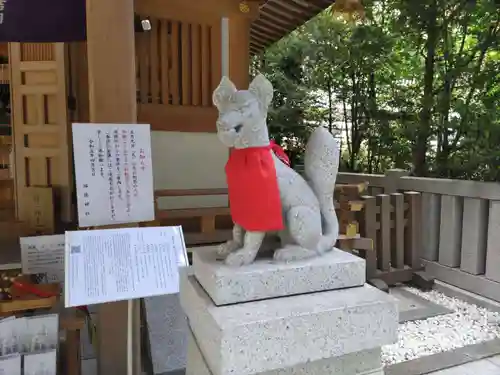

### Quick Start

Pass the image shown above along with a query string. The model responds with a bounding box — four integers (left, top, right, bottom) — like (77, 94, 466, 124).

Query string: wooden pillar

(85, 0, 140, 374)
(228, 16, 250, 89)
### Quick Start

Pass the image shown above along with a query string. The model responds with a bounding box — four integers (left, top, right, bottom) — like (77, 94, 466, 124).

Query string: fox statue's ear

(213, 76, 237, 111)
(248, 73, 273, 109)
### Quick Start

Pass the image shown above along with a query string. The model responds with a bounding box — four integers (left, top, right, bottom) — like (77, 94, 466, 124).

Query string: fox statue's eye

(234, 124, 243, 133)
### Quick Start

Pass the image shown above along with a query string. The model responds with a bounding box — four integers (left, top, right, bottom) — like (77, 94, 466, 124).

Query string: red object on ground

(225, 145, 284, 231)
(270, 140, 290, 166)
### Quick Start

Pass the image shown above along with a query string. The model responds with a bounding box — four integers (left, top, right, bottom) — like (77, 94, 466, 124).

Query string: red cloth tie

(226, 145, 284, 231)
(270, 140, 290, 166)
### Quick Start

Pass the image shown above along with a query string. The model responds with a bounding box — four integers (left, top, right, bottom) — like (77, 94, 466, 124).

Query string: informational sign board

(72, 123, 155, 227)
(64, 226, 188, 307)
(20, 235, 65, 283)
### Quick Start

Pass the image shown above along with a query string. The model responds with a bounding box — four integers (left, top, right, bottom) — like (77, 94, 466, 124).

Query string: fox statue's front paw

(216, 240, 241, 260)
(225, 248, 257, 267)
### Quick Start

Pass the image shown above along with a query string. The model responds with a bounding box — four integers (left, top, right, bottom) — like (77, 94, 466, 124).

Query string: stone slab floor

(426, 355, 500, 374)
(81, 355, 500, 375)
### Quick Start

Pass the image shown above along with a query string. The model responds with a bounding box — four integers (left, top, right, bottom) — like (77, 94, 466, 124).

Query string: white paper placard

(20, 235, 65, 283)
(23, 350, 57, 375)
(22, 315, 59, 354)
(0, 317, 19, 357)
(0, 354, 21, 375)
(72, 123, 155, 227)
(64, 226, 188, 307)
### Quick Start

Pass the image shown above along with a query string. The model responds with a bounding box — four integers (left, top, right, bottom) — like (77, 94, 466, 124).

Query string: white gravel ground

(382, 286, 500, 366)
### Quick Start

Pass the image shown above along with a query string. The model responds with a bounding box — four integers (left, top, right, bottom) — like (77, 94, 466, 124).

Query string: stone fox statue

(213, 74, 340, 267)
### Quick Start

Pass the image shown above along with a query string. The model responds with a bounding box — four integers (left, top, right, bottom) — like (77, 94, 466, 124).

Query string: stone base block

(186, 326, 384, 375)
(193, 246, 366, 305)
(180, 273, 397, 375)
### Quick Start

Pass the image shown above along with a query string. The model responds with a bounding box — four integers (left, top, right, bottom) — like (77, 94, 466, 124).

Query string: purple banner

(0, 0, 86, 42)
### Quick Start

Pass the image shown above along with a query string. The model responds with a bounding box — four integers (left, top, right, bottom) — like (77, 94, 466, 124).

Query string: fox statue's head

(212, 74, 273, 149)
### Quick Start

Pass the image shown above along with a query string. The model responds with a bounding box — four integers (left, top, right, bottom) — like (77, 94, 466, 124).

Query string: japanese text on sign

(64, 226, 188, 307)
(72, 123, 155, 227)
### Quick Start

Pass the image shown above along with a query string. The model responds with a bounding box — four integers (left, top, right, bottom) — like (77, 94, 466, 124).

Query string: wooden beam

(229, 16, 251, 89)
(155, 188, 228, 196)
(138, 104, 218, 132)
(85, 0, 140, 375)
(288, 0, 324, 11)
(251, 28, 277, 45)
(254, 14, 292, 35)
(135, 0, 260, 23)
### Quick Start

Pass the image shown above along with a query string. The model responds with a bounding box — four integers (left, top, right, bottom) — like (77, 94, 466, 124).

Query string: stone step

(180, 272, 398, 375)
(192, 246, 366, 305)
(186, 326, 383, 375)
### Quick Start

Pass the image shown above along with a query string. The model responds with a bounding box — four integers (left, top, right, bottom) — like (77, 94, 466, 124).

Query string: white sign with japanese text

(20, 235, 65, 283)
(72, 123, 155, 227)
(64, 226, 188, 307)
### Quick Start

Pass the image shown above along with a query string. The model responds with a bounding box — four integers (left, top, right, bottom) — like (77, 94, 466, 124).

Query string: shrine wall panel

(9, 43, 72, 225)
(151, 131, 227, 210)
(135, 14, 221, 133)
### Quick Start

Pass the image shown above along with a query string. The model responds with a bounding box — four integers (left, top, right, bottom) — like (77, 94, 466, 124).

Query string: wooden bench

(153, 189, 232, 246)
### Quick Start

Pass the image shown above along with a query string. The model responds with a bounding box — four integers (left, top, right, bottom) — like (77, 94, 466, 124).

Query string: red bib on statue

(225, 146, 284, 232)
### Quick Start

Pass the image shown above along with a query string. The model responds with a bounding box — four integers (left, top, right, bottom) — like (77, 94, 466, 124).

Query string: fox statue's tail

(304, 127, 340, 254)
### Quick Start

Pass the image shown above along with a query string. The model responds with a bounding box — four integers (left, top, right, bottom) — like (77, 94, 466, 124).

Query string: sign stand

(71, 122, 158, 375)
(64, 225, 188, 375)
(127, 299, 133, 375)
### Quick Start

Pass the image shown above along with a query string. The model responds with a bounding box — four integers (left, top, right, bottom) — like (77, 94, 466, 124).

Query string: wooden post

(383, 168, 408, 194)
(84, 0, 140, 374)
(405, 192, 422, 269)
(391, 193, 405, 269)
(377, 194, 391, 272)
(360, 195, 378, 278)
(228, 16, 250, 88)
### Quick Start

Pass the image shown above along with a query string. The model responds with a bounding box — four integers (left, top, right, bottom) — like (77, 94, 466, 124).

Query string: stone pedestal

(180, 246, 398, 375)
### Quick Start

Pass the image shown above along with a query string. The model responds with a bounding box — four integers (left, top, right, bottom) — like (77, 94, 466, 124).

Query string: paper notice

(23, 350, 57, 375)
(20, 235, 65, 283)
(72, 123, 155, 227)
(0, 354, 21, 375)
(64, 226, 188, 307)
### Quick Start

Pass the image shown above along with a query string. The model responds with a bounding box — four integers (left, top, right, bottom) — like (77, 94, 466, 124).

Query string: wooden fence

(152, 185, 423, 287)
(338, 169, 500, 302)
(360, 192, 421, 285)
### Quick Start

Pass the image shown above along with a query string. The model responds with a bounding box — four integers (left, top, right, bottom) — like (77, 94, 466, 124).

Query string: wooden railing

(338, 169, 500, 301)
(359, 192, 421, 285)
(135, 16, 221, 132)
(151, 185, 423, 288)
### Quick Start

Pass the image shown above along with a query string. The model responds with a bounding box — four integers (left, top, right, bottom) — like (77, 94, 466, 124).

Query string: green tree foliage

(255, 0, 500, 181)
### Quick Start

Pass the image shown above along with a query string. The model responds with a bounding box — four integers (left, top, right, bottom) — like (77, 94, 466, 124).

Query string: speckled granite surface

(144, 294, 188, 374)
(193, 246, 366, 305)
(180, 273, 398, 375)
(185, 326, 383, 375)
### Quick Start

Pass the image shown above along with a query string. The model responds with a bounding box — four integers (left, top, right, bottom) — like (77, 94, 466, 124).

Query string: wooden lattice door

(9, 43, 72, 225)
